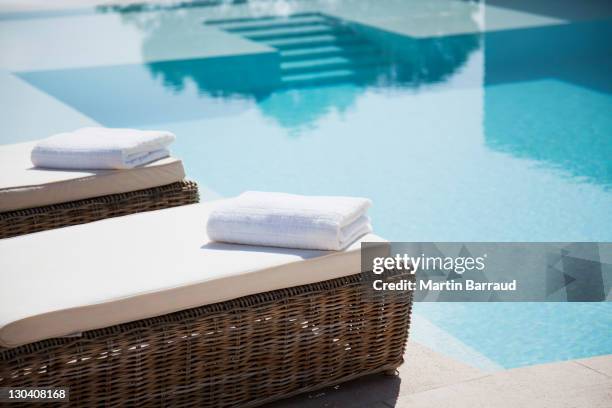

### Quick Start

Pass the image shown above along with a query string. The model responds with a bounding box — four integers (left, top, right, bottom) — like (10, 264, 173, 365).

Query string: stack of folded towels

(31, 127, 175, 170)
(207, 191, 372, 251)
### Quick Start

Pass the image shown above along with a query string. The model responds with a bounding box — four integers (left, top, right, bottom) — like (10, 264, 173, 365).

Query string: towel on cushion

(31, 127, 175, 170)
(207, 191, 373, 251)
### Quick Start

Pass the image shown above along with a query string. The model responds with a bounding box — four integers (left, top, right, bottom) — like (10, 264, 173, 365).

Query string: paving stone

(575, 354, 612, 377)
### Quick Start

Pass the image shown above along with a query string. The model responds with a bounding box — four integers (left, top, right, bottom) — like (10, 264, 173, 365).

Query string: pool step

(205, 12, 390, 88)
(283, 69, 358, 86)
(222, 18, 329, 33)
(281, 54, 385, 75)
(266, 34, 365, 50)
(280, 44, 381, 62)
(282, 67, 381, 87)
(204, 12, 322, 26)
(244, 26, 340, 41)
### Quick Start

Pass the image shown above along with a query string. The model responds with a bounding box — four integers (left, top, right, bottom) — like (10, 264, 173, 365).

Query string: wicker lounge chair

(0, 142, 199, 239)
(0, 202, 413, 407)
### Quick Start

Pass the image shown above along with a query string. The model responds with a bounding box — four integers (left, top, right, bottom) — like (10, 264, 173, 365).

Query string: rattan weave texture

(0, 181, 199, 239)
(0, 271, 413, 407)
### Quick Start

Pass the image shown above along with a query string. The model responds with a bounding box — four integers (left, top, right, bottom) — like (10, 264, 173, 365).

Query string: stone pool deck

(264, 341, 612, 408)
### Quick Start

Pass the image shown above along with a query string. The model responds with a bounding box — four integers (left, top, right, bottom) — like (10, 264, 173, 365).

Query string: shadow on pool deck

(263, 341, 612, 408)
(264, 374, 401, 408)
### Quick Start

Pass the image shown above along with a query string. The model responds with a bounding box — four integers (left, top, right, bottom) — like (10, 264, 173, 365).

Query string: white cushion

(0, 142, 186, 212)
(0, 201, 384, 347)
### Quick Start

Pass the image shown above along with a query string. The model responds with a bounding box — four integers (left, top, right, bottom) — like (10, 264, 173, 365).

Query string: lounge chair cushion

(0, 141, 186, 212)
(0, 202, 384, 347)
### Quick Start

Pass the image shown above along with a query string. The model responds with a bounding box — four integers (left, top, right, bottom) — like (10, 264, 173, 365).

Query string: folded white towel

(207, 191, 373, 251)
(31, 127, 175, 170)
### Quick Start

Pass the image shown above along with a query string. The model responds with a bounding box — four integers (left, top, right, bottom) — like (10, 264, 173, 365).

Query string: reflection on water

(99, 6, 611, 187)
(102, 7, 480, 132)
(17, 9, 612, 189)
(257, 86, 363, 135)
(483, 20, 612, 188)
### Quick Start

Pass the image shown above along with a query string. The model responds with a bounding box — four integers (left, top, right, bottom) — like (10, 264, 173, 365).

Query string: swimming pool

(5, 1, 612, 369)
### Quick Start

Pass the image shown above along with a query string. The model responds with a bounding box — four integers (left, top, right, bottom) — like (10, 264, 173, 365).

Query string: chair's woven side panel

(0, 181, 199, 239)
(0, 272, 413, 407)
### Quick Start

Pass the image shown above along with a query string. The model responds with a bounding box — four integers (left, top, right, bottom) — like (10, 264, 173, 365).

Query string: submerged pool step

(244, 26, 341, 41)
(267, 34, 365, 50)
(281, 54, 385, 75)
(204, 12, 322, 26)
(282, 69, 357, 85)
(221, 17, 329, 33)
(280, 44, 382, 62)
(204, 12, 390, 88)
(281, 66, 380, 87)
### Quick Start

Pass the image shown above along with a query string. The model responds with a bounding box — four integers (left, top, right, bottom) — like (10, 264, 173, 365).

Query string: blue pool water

(415, 302, 612, 368)
(15, 12, 612, 369)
